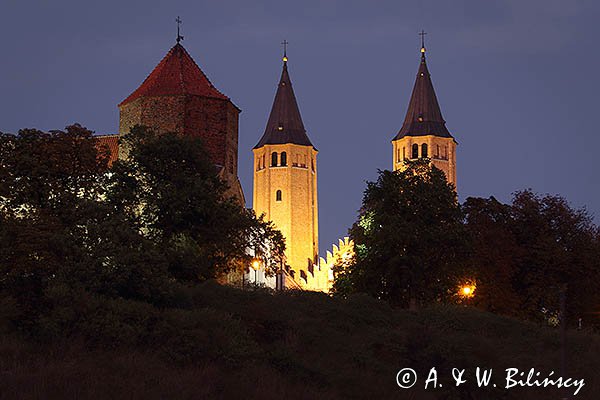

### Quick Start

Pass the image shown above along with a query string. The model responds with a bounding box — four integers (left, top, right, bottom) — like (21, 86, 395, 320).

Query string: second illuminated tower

(252, 51, 321, 290)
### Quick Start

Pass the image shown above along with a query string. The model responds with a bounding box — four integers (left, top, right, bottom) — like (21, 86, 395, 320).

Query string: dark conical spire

(254, 53, 314, 149)
(393, 41, 453, 140)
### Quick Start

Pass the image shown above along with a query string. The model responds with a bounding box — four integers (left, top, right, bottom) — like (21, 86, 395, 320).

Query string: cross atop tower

(419, 30, 427, 49)
(176, 16, 184, 43)
(419, 30, 427, 60)
(281, 39, 289, 62)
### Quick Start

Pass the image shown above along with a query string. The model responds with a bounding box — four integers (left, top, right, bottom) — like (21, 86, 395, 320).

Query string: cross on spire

(176, 16, 184, 43)
(419, 30, 427, 60)
(281, 39, 289, 62)
(419, 30, 427, 48)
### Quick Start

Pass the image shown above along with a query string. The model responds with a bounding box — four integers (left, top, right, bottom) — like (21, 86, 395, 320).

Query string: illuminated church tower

(253, 49, 321, 289)
(392, 34, 457, 187)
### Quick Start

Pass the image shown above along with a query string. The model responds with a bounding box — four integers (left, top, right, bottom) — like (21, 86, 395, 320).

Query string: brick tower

(391, 37, 457, 187)
(252, 51, 323, 290)
(118, 42, 244, 203)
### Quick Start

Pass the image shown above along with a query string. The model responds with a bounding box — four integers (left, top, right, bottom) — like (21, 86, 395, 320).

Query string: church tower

(392, 35, 457, 187)
(118, 41, 244, 203)
(253, 50, 320, 289)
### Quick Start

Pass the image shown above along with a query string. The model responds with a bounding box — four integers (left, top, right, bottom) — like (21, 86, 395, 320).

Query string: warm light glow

(421, 47, 426, 53)
(251, 258, 261, 270)
(459, 283, 476, 298)
(283, 56, 288, 62)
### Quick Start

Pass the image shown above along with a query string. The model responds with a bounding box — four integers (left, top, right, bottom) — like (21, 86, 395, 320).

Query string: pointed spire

(119, 43, 229, 106)
(393, 35, 453, 140)
(254, 45, 314, 149)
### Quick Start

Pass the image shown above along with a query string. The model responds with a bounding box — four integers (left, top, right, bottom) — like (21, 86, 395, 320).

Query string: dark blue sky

(1, 0, 598, 253)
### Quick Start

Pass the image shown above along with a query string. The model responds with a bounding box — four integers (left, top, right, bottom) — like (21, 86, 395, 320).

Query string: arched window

(281, 151, 287, 166)
(412, 144, 419, 159)
(403, 147, 406, 160)
(271, 152, 278, 167)
(421, 143, 428, 158)
(276, 190, 282, 201)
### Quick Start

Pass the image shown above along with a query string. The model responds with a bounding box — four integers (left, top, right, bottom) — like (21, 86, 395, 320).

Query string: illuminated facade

(391, 44, 457, 187)
(252, 54, 325, 290)
(319, 237, 355, 292)
(95, 37, 459, 292)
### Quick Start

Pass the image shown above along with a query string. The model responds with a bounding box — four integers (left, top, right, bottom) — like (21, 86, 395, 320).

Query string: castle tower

(392, 36, 457, 187)
(118, 42, 244, 203)
(253, 51, 320, 289)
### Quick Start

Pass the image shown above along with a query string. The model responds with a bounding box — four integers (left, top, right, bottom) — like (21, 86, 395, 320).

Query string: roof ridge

(179, 45, 185, 94)
(119, 43, 229, 107)
(179, 44, 227, 99)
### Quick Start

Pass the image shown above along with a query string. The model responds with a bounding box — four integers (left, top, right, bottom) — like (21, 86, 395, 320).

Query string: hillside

(0, 282, 598, 399)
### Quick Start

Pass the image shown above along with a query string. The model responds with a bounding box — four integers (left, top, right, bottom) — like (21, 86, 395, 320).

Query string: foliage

(107, 126, 285, 281)
(0, 126, 176, 319)
(0, 125, 109, 217)
(465, 191, 600, 326)
(510, 190, 600, 322)
(0, 124, 285, 327)
(1, 283, 599, 400)
(332, 159, 470, 307)
(333, 156, 599, 327)
(462, 196, 521, 315)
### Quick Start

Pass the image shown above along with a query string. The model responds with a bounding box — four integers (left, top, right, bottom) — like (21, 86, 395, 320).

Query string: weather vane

(281, 39, 288, 62)
(176, 16, 184, 43)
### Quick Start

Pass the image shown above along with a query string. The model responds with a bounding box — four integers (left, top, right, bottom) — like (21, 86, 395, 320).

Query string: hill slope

(1, 282, 598, 399)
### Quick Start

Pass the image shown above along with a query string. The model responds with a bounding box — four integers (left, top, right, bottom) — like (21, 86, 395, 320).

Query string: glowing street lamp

(250, 257, 261, 284)
(459, 283, 476, 299)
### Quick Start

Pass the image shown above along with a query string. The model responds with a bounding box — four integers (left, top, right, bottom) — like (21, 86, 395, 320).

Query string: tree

(332, 159, 470, 308)
(0, 124, 285, 329)
(107, 126, 285, 282)
(0, 125, 174, 319)
(509, 190, 600, 325)
(463, 191, 600, 327)
(0, 125, 109, 217)
(462, 196, 521, 315)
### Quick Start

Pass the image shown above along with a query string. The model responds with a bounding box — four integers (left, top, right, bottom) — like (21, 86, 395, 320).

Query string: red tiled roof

(119, 43, 229, 106)
(95, 134, 120, 165)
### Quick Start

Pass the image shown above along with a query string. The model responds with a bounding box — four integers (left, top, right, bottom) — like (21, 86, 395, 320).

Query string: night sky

(1, 0, 598, 254)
